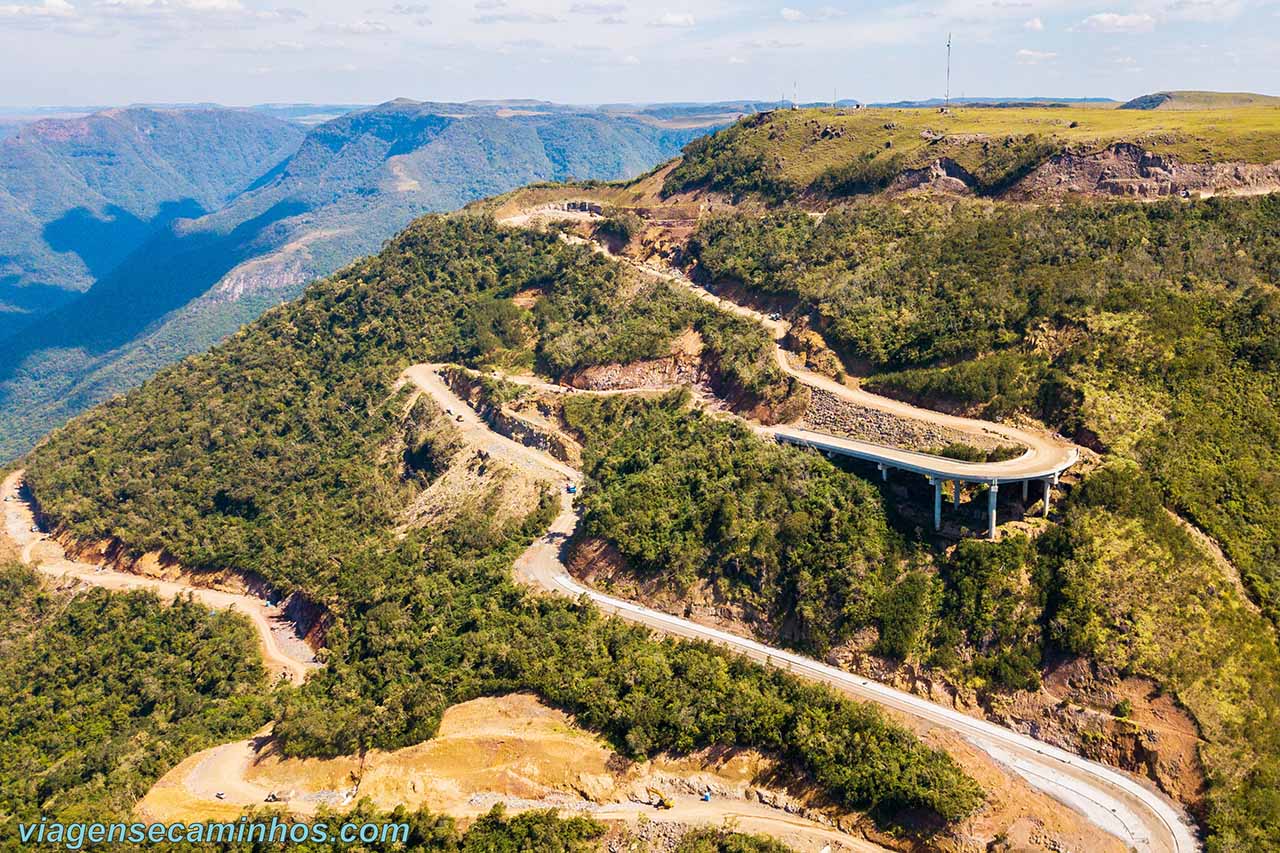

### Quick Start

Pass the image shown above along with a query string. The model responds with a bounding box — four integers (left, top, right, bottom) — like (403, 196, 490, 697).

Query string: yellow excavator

(644, 787, 673, 810)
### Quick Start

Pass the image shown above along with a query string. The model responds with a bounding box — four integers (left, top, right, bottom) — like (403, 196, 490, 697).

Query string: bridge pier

(988, 482, 999, 539)
(878, 464, 889, 482)
(1043, 477, 1053, 517)
(1022, 480, 1028, 502)
(931, 478, 942, 530)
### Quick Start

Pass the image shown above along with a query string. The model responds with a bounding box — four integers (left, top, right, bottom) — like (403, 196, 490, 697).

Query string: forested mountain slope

(0, 99, 719, 461)
(473, 104, 1280, 849)
(0, 562, 272, 826)
(19, 216, 981, 833)
(0, 106, 304, 341)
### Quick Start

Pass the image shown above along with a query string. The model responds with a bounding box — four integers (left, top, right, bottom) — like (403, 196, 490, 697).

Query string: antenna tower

(945, 33, 952, 110)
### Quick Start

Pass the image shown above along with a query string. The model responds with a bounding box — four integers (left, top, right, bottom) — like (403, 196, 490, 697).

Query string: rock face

(831, 640, 1208, 818)
(804, 388, 1012, 453)
(1007, 142, 1280, 200)
(439, 367, 579, 464)
(888, 157, 978, 195)
(566, 355, 699, 391)
(883, 144, 1280, 201)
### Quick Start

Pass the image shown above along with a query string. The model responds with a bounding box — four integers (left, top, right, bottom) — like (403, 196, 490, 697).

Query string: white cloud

(568, 1, 624, 12)
(1023, 16, 1043, 31)
(1016, 47, 1057, 63)
(620, 53, 639, 64)
(779, 5, 844, 22)
(728, 54, 745, 64)
(0, 0, 75, 18)
(743, 37, 802, 49)
(1152, 0, 1244, 22)
(96, 0, 247, 11)
(337, 18, 390, 33)
(1077, 12, 1156, 32)
(650, 10, 693, 27)
(472, 8, 559, 23)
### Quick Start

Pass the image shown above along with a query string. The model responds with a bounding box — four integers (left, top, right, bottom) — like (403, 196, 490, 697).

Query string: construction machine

(645, 787, 673, 810)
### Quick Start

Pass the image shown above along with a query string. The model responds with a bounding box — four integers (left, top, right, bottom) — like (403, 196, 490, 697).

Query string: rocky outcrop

(1006, 142, 1280, 200)
(887, 157, 977, 195)
(439, 367, 578, 464)
(565, 356, 699, 391)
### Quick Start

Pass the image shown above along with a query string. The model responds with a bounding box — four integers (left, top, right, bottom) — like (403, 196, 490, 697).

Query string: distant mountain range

(870, 97, 1117, 108)
(0, 99, 725, 459)
(0, 108, 304, 340)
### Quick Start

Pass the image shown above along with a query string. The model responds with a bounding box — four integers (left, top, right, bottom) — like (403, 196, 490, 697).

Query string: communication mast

(945, 33, 952, 112)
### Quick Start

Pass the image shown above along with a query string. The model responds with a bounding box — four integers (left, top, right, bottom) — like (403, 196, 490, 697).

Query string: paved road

(2, 470, 318, 686)
(624, 255, 1080, 485)
(404, 363, 1199, 853)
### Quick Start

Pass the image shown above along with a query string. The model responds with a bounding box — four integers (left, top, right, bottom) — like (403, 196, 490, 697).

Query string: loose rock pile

(804, 388, 1009, 453)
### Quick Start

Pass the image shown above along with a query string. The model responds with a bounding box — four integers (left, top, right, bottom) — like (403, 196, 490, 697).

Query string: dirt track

(402, 357, 1196, 853)
(1, 469, 317, 686)
(596, 243, 1081, 484)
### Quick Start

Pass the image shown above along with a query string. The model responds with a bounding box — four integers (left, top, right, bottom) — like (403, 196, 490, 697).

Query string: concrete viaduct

(761, 425, 1081, 538)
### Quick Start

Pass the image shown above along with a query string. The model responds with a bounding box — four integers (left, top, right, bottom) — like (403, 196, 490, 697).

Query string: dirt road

(516, 216, 1079, 484)
(2, 469, 317, 686)
(403, 364, 1198, 853)
(627, 255, 1080, 483)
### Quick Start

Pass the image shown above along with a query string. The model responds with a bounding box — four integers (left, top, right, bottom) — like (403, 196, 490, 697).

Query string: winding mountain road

(624, 254, 1080, 485)
(2, 470, 317, 686)
(402, 363, 1198, 853)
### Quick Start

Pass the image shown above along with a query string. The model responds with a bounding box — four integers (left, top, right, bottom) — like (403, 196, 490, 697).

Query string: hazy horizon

(2, 1, 1277, 109)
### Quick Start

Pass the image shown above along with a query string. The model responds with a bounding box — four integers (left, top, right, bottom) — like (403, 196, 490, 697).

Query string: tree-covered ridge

(1041, 465, 1280, 852)
(21, 217, 982, 826)
(681, 196, 1280, 849)
(561, 380, 1280, 846)
(0, 563, 273, 829)
(564, 390, 896, 655)
(687, 197, 1280, 627)
(563, 391, 1049, 691)
(0, 99, 718, 463)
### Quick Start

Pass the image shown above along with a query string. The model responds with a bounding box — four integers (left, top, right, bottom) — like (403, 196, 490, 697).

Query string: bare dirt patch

(140, 693, 895, 852)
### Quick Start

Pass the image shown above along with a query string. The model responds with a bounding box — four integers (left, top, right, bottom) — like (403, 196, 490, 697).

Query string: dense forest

(687, 197, 1280, 627)
(685, 196, 1280, 851)
(0, 563, 272, 829)
(20, 216, 981, 827)
(563, 391, 1045, 692)
(564, 390, 899, 655)
(563, 383, 1280, 847)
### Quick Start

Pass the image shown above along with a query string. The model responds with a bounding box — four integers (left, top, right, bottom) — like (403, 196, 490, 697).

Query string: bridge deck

(764, 425, 1079, 485)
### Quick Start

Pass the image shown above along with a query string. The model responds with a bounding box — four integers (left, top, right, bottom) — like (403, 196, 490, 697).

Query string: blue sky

(1, 0, 1277, 106)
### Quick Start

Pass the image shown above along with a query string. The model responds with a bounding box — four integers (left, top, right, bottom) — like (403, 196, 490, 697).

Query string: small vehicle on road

(214, 792, 226, 800)
(566, 483, 577, 495)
